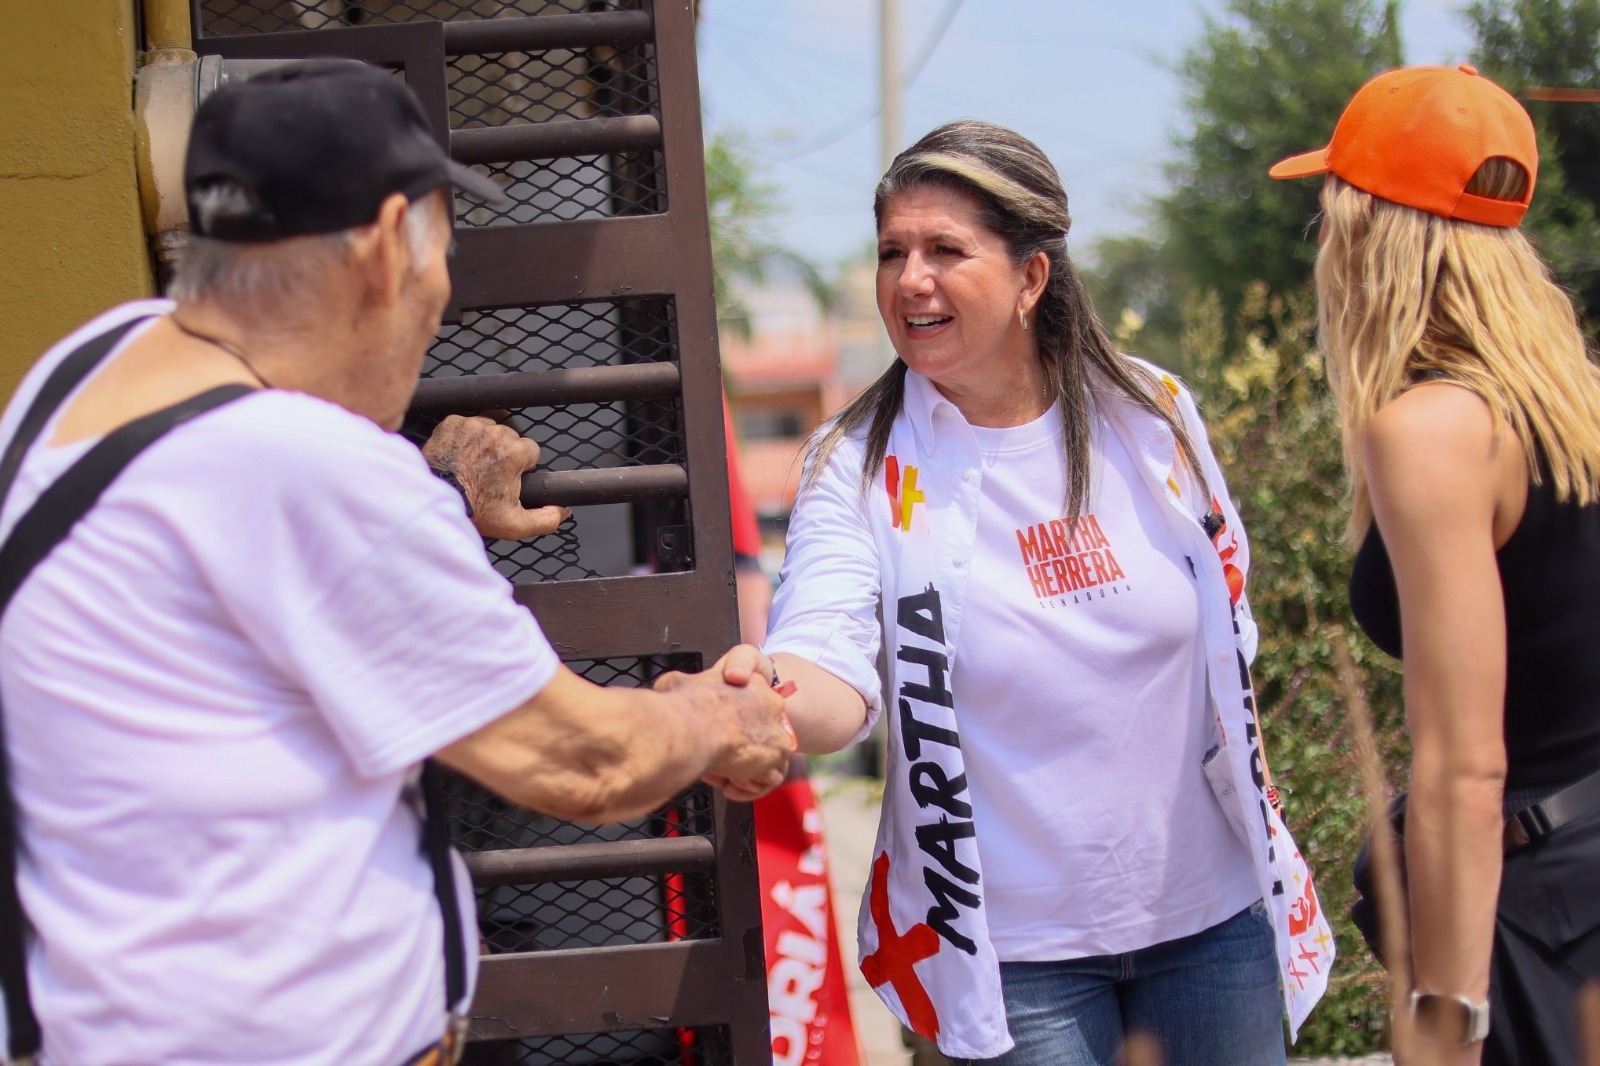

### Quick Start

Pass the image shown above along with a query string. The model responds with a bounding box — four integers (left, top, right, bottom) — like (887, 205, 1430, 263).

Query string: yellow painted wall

(0, 0, 153, 400)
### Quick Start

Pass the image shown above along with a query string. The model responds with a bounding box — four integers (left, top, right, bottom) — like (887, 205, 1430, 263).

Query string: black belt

(1503, 768, 1600, 851)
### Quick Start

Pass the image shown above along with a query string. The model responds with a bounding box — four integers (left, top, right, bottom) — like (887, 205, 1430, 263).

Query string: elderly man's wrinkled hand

(423, 414, 570, 540)
(655, 661, 794, 803)
(700, 766, 787, 803)
(714, 642, 774, 689)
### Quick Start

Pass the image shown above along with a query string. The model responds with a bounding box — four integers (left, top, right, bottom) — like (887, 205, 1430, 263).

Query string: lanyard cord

(169, 315, 273, 390)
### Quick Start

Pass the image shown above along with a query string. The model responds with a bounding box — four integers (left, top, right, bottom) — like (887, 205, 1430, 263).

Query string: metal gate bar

(453, 115, 662, 163)
(409, 363, 681, 412)
(440, 10, 652, 53)
(465, 835, 716, 888)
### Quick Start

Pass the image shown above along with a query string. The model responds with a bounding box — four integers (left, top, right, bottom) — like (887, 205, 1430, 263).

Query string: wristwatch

(1409, 990, 1491, 1044)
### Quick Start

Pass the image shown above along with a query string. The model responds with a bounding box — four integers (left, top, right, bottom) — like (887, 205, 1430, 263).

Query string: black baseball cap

(185, 59, 504, 242)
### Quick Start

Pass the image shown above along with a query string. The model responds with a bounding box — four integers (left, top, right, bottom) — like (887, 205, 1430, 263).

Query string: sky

(696, 0, 1478, 271)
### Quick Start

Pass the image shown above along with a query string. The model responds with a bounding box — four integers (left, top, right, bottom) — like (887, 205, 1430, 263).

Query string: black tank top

(1349, 475, 1600, 793)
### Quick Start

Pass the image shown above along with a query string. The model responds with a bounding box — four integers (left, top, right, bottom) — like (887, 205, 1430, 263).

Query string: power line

(772, 113, 878, 164)
(903, 0, 965, 89)
(772, 0, 966, 163)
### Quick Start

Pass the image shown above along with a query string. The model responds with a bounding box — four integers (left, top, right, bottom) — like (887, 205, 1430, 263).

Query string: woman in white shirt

(716, 120, 1332, 1065)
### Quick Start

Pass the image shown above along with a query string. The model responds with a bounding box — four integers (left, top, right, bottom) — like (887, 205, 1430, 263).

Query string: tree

(1082, 235, 1186, 368)
(1089, 0, 1407, 366)
(1469, 0, 1600, 327)
(1159, 0, 1403, 329)
(704, 129, 833, 340)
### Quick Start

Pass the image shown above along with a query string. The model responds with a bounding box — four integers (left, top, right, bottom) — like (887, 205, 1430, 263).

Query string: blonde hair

(1315, 165, 1600, 542)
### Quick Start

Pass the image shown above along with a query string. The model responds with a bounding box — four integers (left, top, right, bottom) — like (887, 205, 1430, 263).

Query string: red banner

(755, 777, 863, 1066)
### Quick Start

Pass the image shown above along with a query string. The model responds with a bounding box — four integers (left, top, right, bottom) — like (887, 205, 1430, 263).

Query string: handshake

(424, 414, 816, 815)
(654, 644, 799, 804)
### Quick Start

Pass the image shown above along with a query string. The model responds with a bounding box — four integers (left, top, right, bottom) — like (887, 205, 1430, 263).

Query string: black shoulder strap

(0, 317, 148, 509)
(0, 382, 254, 1060)
(0, 315, 151, 1060)
(422, 761, 468, 1015)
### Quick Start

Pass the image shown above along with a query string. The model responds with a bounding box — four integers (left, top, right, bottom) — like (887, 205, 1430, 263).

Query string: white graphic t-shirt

(767, 368, 1334, 1056)
(953, 406, 1259, 960)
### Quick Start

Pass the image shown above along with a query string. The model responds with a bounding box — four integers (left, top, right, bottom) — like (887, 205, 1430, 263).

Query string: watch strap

(429, 464, 473, 519)
(1409, 989, 1491, 1044)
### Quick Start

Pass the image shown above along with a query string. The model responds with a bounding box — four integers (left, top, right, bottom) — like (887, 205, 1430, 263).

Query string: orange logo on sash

(1208, 495, 1246, 604)
(885, 456, 925, 532)
(1287, 882, 1321, 937)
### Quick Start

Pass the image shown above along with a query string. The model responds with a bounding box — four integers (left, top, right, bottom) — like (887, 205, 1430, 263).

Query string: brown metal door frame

(196, 2, 765, 1060)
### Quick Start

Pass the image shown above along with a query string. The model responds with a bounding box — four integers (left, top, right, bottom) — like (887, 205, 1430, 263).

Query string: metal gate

(191, 3, 764, 1063)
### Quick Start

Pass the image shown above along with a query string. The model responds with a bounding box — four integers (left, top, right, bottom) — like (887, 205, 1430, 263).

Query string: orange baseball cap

(1269, 64, 1537, 227)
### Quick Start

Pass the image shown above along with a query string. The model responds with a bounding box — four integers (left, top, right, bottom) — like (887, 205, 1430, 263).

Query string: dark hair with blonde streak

(1317, 157, 1600, 543)
(804, 119, 1206, 521)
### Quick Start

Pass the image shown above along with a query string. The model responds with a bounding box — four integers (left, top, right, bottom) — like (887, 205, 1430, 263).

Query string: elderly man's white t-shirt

(0, 303, 559, 1066)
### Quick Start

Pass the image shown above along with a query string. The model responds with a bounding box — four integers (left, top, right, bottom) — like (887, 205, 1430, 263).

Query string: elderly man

(0, 61, 790, 1066)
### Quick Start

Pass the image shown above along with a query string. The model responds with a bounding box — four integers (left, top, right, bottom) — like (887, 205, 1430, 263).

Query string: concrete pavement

(815, 773, 912, 1066)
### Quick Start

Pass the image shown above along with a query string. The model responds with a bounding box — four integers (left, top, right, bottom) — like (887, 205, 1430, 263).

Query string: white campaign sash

(855, 370, 1334, 1058)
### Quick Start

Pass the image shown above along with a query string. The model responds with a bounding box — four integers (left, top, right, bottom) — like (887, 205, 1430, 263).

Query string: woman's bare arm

(773, 652, 870, 752)
(1365, 383, 1525, 1061)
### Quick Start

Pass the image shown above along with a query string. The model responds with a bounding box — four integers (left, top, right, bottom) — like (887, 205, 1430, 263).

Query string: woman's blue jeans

(948, 903, 1287, 1066)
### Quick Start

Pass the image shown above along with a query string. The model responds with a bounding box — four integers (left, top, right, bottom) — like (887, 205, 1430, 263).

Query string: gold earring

(1019, 308, 1028, 332)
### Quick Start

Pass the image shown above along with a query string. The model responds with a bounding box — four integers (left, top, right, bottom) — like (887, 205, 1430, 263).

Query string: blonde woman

(1272, 65, 1600, 1065)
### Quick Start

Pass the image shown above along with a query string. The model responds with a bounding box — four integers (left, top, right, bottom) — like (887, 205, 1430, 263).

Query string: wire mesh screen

(443, 654, 719, 960)
(484, 519, 597, 582)
(196, 0, 643, 37)
(428, 300, 678, 376)
(474, 858, 719, 953)
(445, 770, 713, 848)
(449, 43, 657, 128)
(446, 34, 666, 226)
(464, 1025, 733, 1066)
(457, 152, 666, 226)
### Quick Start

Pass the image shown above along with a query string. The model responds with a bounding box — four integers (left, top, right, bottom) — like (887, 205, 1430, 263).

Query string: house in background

(721, 260, 887, 561)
